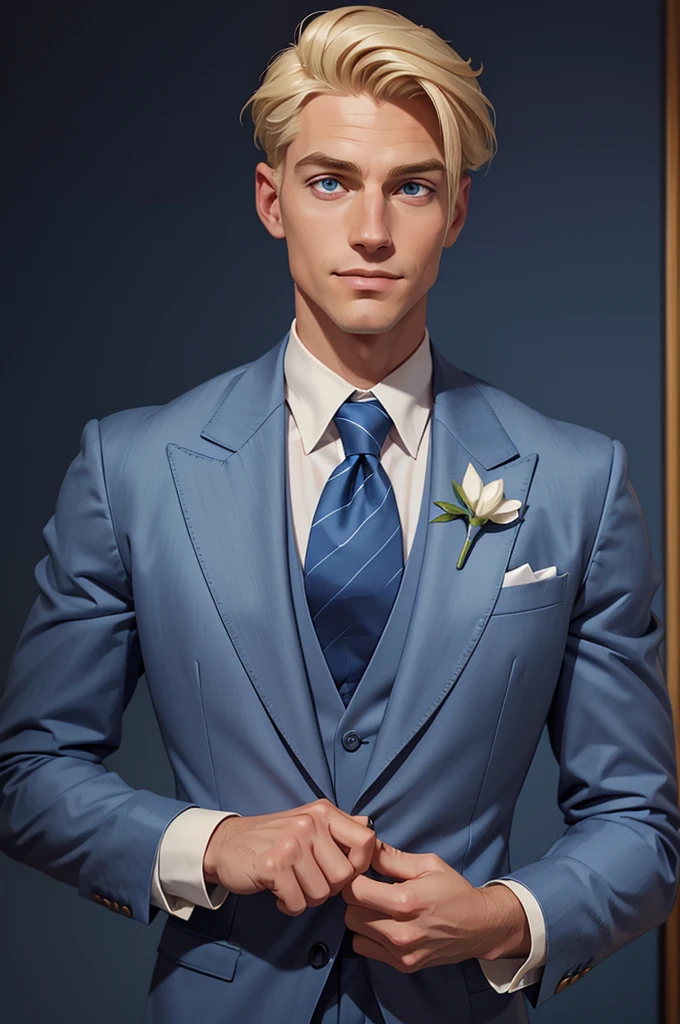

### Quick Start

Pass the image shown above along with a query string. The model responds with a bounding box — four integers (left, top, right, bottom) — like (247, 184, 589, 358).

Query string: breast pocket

(491, 571, 569, 615)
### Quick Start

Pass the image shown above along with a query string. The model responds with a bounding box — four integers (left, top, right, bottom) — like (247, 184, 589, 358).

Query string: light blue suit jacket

(1, 331, 679, 1024)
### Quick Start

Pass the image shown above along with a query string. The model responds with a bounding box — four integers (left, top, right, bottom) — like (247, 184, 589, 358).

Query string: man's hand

(342, 840, 531, 973)
(202, 799, 376, 916)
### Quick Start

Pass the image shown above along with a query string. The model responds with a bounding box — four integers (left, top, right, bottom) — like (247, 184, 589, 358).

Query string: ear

(443, 173, 471, 249)
(255, 161, 286, 240)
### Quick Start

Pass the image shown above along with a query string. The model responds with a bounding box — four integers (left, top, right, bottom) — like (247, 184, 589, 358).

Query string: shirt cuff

(476, 879, 547, 994)
(150, 808, 241, 920)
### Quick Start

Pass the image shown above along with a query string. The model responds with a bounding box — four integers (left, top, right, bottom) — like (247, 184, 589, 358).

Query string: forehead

(290, 92, 443, 162)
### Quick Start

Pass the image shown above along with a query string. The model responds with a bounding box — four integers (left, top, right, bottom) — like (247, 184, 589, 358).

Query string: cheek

(286, 219, 332, 270)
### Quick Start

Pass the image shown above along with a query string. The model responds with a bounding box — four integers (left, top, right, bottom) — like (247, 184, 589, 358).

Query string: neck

(293, 289, 427, 389)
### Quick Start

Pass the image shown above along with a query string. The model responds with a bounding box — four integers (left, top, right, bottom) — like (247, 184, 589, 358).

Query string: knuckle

(279, 836, 301, 859)
(391, 927, 416, 949)
(310, 799, 332, 818)
(339, 861, 356, 885)
(282, 904, 305, 917)
(258, 856, 278, 883)
(400, 951, 423, 972)
(306, 885, 332, 907)
(395, 891, 415, 917)
(329, 861, 355, 889)
(293, 813, 315, 835)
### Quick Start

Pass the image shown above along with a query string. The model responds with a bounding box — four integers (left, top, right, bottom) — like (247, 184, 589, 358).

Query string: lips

(335, 273, 399, 292)
(336, 270, 400, 279)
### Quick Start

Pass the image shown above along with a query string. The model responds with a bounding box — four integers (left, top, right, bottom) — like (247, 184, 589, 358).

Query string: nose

(347, 186, 393, 253)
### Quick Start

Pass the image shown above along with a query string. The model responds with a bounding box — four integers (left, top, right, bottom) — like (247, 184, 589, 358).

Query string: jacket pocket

(157, 920, 241, 982)
(491, 571, 569, 616)
(469, 986, 529, 1024)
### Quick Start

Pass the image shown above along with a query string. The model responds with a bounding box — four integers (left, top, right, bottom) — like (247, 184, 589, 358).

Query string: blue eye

(310, 176, 432, 197)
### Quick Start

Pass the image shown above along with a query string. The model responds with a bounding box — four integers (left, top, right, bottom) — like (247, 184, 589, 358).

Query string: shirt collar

(284, 317, 433, 459)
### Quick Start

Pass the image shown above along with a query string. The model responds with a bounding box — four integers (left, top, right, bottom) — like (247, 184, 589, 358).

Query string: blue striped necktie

(303, 396, 404, 707)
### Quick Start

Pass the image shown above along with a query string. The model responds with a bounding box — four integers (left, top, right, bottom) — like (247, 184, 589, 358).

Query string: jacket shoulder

(462, 371, 622, 566)
(467, 370, 616, 471)
(97, 359, 254, 456)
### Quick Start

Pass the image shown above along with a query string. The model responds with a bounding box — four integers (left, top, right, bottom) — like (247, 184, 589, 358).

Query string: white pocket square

(502, 562, 557, 588)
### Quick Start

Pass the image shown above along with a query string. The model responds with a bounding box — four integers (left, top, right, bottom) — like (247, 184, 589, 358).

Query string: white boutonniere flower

(429, 462, 523, 569)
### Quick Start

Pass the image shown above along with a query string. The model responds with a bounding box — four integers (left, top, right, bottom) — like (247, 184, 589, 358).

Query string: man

(1, 6, 678, 1024)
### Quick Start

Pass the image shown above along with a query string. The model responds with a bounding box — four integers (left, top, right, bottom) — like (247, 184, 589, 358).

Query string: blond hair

(239, 5, 497, 223)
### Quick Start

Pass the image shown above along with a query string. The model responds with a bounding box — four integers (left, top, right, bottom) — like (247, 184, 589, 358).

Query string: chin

(329, 306, 403, 336)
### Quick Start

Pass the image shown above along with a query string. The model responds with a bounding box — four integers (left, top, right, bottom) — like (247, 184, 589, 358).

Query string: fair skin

(256, 90, 468, 388)
(203, 91, 530, 968)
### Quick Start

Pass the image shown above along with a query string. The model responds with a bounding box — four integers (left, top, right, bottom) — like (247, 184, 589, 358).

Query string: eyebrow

(293, 151, 447, 179)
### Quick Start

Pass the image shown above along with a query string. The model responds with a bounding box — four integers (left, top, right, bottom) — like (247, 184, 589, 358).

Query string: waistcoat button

(341, 730, 362, 752)
(309, 942, 330, 969)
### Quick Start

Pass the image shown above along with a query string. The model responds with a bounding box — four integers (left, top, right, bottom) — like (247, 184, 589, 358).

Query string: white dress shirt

(149, 318, 547, 995)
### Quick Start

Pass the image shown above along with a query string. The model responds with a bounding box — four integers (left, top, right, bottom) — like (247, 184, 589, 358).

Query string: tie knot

(333, 396, 393, 458)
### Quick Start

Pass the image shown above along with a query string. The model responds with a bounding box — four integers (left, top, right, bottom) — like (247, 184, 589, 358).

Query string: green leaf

(433, 501, 467, 517)
(451, 479, 472, 513)
(469, 516, 488, 527)
(429, 513, 457, 523)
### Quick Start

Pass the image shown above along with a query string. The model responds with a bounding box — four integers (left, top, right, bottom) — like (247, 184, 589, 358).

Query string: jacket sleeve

(0, 418, 199, 925)
(499, 438, 680, 1006)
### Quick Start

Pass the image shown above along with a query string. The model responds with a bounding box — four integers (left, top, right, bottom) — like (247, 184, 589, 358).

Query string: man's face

(255, 91, 470, 338)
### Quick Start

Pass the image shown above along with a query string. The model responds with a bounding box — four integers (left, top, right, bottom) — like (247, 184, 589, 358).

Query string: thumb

(371, 839, 431, 880)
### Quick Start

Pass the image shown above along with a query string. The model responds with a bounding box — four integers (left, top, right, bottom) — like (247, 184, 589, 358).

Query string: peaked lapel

(166, 330, 537, 814)
(167, 332, 335, 802)
(353, 346, 538, 809)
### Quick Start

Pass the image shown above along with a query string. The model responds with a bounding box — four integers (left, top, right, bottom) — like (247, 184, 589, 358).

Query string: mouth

(335, 270, 401, 279)
(334, 271, 401, 291)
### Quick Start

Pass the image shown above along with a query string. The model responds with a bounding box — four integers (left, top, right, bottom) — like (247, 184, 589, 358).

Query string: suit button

(341, 731, 362, 752)
(111, 901, 120, 913)
(102, 898, 112, 910)
(309, 942, 330, 969)
(121, 905, 132, 918)
(93, 893, 103, 904)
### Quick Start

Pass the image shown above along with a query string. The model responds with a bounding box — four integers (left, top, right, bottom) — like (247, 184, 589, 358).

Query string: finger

(350, 932, 403, 971)
(342, 873, 407, 915)
(291, 848, 332, 907)
(270, 864, 308, 916)
(370, 840, 435, 881)
(345, 905, 422, 953)
(327, 815, 376, 874)
(350, 814, 375, 831)
(344, 904, 390, 938)
(312, 825, 357, 895)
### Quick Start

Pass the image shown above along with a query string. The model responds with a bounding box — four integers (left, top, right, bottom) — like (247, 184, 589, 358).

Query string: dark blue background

(1, 2, 666, 1020)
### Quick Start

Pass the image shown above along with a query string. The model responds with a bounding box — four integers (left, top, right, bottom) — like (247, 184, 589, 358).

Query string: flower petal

(488, 508, 520, 524)
(492, 498, 522, 516)
(475, 478, 504, 518)
(462, 463, 482, 508)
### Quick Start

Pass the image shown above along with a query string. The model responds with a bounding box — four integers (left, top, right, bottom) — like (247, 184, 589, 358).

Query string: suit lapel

(167, 333, 335, 801)
(354, 347, 538, 808)
(167, 331, 537, 811)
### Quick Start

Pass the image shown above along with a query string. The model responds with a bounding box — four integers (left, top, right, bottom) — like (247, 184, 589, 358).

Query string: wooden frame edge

(665, 0, 680, 1021)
